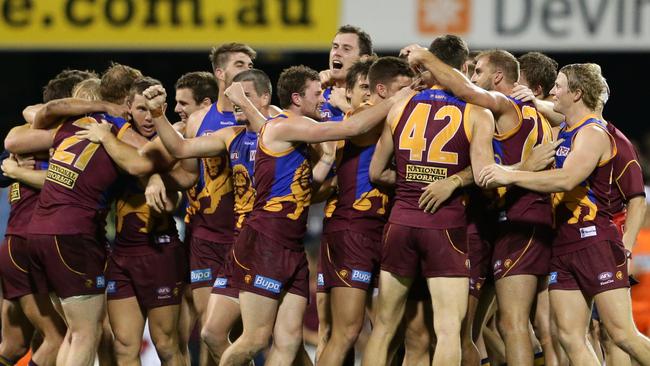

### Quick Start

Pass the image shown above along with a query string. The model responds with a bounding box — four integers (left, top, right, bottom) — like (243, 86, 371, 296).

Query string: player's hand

(75, 119, 112, 143)
(225, 82, 248, 107)
(319, 70, 334, 88)
(15, 154, 36, 170)
(510, 83, 535, 102)
(1, 154, 20, 178)
(478, 164, 513, 188)
(142, 85, 167, 114)
(145, 173, 168, 214)
(419, 178, 459, 213)
(328, 87, 351, 112)
(103, 102, 130, 121)
(399, 43, 427, 59)
(521, 139, 564, 172)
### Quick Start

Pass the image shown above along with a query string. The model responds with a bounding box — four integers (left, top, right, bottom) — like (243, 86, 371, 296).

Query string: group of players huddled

(0, 24, 648, 366)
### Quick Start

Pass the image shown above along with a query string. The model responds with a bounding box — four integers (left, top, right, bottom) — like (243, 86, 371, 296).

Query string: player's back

(30, 114, 129, 235)
(390, 86, 472, 229)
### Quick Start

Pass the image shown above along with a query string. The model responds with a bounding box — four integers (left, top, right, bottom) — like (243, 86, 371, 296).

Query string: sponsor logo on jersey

(96, 276, 106, 289)
(351, 270, 372, 284)
(579, 226, 597, 239)
(191, 268, 212, 283)
(556, 146, 570, 157)
(405, 164, 447, 183)
(253, 275, 282, 294)
(213, 277, 228, 288)
(549, 272, 558, 284)
(107, 281, 117, 294)
(46, 163, 79, 189)
(317, 273, 325, 287)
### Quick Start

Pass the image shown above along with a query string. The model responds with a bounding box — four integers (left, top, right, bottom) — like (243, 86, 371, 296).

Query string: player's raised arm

(33, 98, 128, 129)
(4, 123, 56, 155)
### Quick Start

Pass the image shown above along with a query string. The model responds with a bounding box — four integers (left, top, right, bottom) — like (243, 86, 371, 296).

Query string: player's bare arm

(368, 120, 396, 187)
(33, 98, 129, 129)
(225, 82, 267, 133)
(1, 154, 47, 189)
(311, 141, 337, 186)
(623, 196, 647, 252)
(510, 84, 564, 127)
(479, 125, 611, 192)
(4, 123, 55, 154)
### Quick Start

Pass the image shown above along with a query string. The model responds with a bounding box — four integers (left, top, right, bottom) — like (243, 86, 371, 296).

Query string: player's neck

(495, 82, 514, 96)
(564, 104, 595, 127)
(217, 93, 233, 113)
(369, 94, 383, 105)
(287, 105, 304, 118)
(333, 78, 346, 88)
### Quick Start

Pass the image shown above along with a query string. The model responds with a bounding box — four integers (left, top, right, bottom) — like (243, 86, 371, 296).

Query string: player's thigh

(549, 289, 592, 337)
(108, 297, 146, 347)
(594, 288, 638, 336)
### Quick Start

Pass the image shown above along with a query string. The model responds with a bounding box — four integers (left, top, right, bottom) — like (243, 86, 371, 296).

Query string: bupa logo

(191, 269, 212, 283)
(351, 270, 372, 284)
(598, 272, 613, 281)
(213, 277, 228, 288)
(556, 146, 570, 157)
(317, 273, 325, 287)
(107, 281, 117, 294)
(549, 272, 558, 284)
(253, 275, 282, 294)
(96, 276, 106, 289)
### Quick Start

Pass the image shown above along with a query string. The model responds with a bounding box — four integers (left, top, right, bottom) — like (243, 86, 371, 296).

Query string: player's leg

(59, 294, 107, 366)
(0, 299, 34, 364)
(550, 289, 600, 365)
(21, 294, 66, 366)
(108, 297, 146, 366)
(97, 308, 117, 366)
(461, 294, 481, 366)
(402, 297, 433, 366)
(532, 283, 561, 366)
(148, 304, 184, 365)
(495, 274, 538, 365)
(318, 287, 367, 365)
(595, 288, 650, 365)
(428, 276, 469, 366)
(178, 286, 197, 365)
(600, 324, 632, 366)
(219, 291, 279, 366)
(266, 292, 309, 365)
(201, 294, 241, 362)
(361, 270, 412, 366)
(315, 291, 331, 362)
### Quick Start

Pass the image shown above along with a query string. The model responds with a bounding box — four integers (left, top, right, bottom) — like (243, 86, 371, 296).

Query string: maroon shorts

(320, 230, 381, 292)
(468, 227, 493, 299)
(549, 240, 629, 297)
(381, 223, 469, 278)
(106, 243, 186, 309)
(210, 248, 239, 299)
(188, 236, 232, 289)
(0, 236, 39, 300)
(492, 224, 552, 280)
(230, 225, 309, 300)
(28, 234, 107, 299)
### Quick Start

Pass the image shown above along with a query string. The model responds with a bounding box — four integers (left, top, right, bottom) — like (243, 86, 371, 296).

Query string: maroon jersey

(245, 113, 312, 249)
(184, 103, 236, 244)
(492, 99, 554, 226)
(5, 160, 48, 237)
(114, 177, 179, 254)
(29, 114, 131, 235)
(607, 121, 645, 214)
(553, 115, 620, 255)
(389, 87, 472, 229)
(326, 140, 390, 238)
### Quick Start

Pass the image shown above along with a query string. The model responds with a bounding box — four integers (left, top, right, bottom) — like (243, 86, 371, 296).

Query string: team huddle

(0, 24, 648, 366)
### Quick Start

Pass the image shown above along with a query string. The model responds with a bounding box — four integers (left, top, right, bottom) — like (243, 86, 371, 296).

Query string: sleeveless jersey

(226, 126, 257, 233)
(30, 113, 130, 236)
(607, 121, 645, 215)
(553, 115, 619, 255)
(389, 86, 472, 229)
(321, 87, 345, 121)
(185, 103, 236, 243)
(246, 112, 312, 249)
(5, 160, 49, 237)
(492, 98, 553, 226)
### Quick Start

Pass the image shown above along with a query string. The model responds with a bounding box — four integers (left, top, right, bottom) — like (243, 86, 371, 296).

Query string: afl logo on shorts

(598, 272, 613, 281)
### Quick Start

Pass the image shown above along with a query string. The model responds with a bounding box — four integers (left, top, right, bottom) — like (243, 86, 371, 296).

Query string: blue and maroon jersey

(326, 140, 390, 239)
(185, 103, 236, 244)
(226, 126, 257, 233)
(321, 87, 345, 122)
(29, 113, 130, 236)
(5, 159, 48, 237)
(246, 112, 312, 249)
(389, 86, 472, 229)
(553, 115, 619, 254)
(114, 176, 179, 254)
(492, 98, 553, 226)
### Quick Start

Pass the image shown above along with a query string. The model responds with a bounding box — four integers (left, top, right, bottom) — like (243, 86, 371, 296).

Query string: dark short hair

(100, 62, 143, 104)
(368, 56, 414, 91)
(175, 71, 218, 104)
(277, 65, 320, 109)
(42, 69, 98, 102)
(518, 52, 558, 98)
(345, 56, 377, 91)
(233, 69, 272, 97)
(128, 77, 162, 103)
(477, 49, 520, 84)
(428, 34, 469, 70)
(209, 43, 257, 71)
(336, 25, 373, 56)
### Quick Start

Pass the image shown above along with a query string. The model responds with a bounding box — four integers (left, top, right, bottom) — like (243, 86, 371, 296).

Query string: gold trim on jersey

(117, 122, 132, 140)
(257, 123, 296, 157)
(494, 99, 524, 141)
(615, 160, 642, 201)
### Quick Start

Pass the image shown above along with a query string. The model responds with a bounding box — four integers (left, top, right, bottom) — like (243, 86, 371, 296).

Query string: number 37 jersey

(389, 87, 473, 229)
(30, 114, 130, 236)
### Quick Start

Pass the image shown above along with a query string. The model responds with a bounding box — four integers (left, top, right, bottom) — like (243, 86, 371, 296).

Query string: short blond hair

(72, 78, 101, 101)
(560, 63, 604, 111)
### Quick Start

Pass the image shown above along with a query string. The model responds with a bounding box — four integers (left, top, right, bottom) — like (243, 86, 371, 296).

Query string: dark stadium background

(1, 50, 648, 147)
